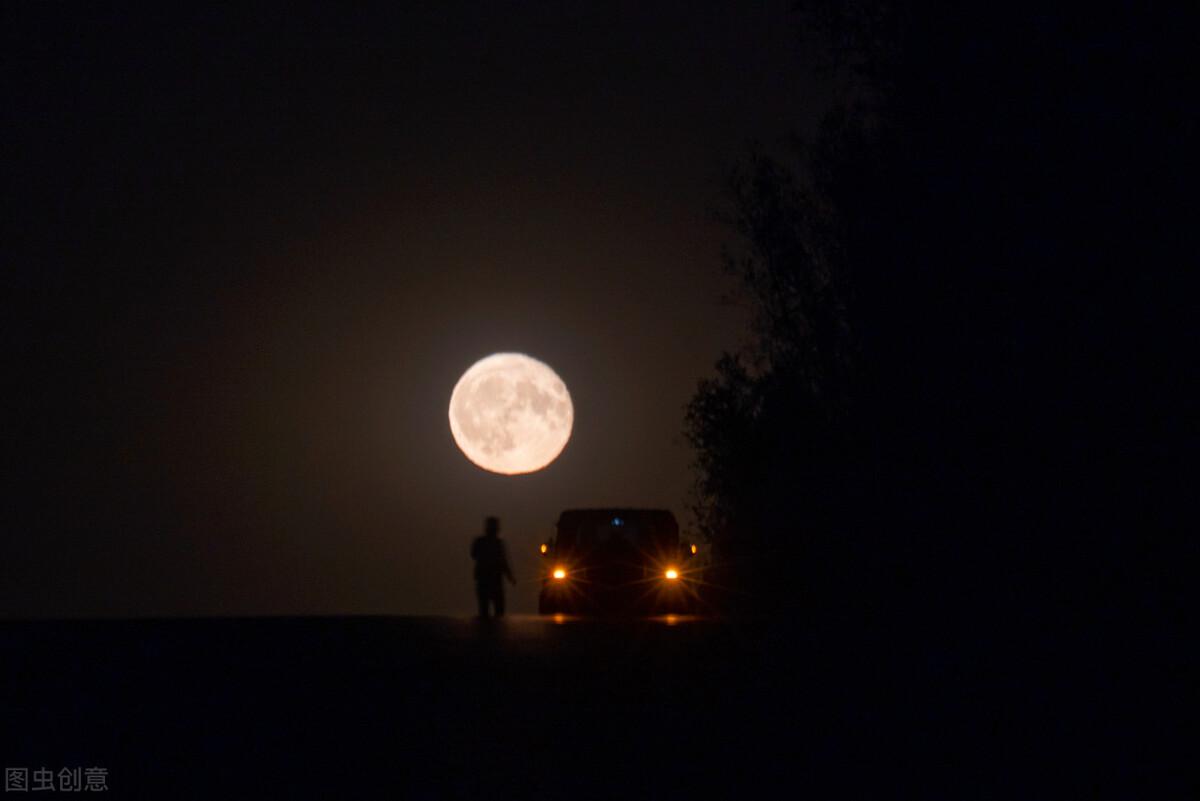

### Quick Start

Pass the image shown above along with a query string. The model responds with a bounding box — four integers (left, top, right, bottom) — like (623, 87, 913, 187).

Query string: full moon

(448, 352, 574, 475)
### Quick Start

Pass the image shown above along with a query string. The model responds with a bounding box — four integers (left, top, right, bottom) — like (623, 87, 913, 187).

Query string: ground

(0, 615, 1172, 799)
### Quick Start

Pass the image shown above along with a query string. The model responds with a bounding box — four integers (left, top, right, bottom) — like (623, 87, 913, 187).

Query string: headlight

(552, 567, 567, 580)
(664, 568, 679, 581)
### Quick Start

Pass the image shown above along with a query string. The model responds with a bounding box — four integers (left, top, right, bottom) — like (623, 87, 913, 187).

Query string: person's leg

(476, 583, 488, 618)
(494, 585, 506, 617)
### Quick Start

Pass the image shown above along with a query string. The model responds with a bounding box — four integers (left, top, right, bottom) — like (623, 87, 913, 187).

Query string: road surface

(0, 614, 1162, 798)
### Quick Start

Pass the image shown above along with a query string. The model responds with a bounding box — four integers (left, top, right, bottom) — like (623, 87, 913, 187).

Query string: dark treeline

(686, 3, 1189, 633)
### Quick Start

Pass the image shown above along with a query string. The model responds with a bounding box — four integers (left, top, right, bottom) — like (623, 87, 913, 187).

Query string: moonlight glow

(448, 353, 573, 475)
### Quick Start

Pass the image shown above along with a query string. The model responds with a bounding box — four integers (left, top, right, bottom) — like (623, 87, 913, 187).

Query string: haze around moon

(448, 353, 574, 475)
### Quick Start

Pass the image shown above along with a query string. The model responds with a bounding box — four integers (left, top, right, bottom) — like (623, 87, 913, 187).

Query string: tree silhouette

(685, 3, 1183, 623)
(685, 134, 866, 615)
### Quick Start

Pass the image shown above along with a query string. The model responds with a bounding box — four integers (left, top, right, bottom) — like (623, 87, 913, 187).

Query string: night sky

(3, 2, 833, 616)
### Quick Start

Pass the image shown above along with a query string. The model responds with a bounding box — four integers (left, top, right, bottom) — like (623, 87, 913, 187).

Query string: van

(537, 508, 699, 614)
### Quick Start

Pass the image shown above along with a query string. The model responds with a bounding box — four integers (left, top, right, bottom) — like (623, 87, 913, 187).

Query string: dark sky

(3, 2, 832, 616)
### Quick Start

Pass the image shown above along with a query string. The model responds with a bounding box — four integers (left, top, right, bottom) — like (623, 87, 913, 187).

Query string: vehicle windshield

(556, 512, 678, 555)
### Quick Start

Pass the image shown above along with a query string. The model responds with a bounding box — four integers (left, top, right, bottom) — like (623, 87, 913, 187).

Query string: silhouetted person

(471, 516, 515, 618)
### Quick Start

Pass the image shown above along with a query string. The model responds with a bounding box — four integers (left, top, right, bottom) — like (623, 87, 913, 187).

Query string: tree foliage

(687, 2, 1176, 622)
(685, 134, 866, 613)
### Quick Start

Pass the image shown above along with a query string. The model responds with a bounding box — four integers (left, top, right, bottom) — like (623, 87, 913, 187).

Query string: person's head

(484, 516, 500, 538)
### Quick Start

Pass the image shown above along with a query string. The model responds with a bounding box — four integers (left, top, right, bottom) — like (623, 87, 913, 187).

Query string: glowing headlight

(552, 568, 567, 580)
(664, 568, 679, 581)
